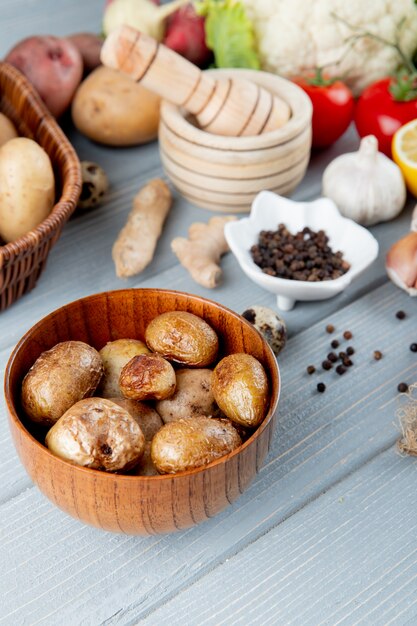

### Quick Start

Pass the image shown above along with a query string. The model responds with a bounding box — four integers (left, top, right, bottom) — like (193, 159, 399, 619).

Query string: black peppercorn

(336, 365, 346, 375)
(343, 358, 353, 367)
(322, 360, 333, 371)
(307, 365, 316, 375)
(396, 310, 406, 320)
(327, 352, 338, 363)
(346, 346, 355, 356)
(398, 382, 409, 393)
(343, 330, 353, 340)
(339, 351, 347, 360)
(410, 343, 417, 353)
(317, 382, 326, 393)
(373, 350, 383, 361)
(331, 339, 339, 349)
(326, 324, 335, 334)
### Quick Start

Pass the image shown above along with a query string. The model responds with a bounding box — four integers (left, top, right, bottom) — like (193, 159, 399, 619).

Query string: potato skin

(0, 138, 55, 242)
(46, 398, 145, 471)
(134, 442, 159, 476)
(72, 66, 160, 146)
(22, 341, 103, 426)
(99, 338, 150, 398)
(119, 354, 176, 401)
(212, 353, 269, 428)
(0, 113, 18, 148)
(151, 416, 241, 474)
(145, 311, 218, 366)
(156, 368, 221, 423)
(109, 397, 163, 440)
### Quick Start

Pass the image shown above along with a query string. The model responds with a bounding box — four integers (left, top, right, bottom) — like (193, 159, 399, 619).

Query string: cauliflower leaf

(197, 0, 260, 70)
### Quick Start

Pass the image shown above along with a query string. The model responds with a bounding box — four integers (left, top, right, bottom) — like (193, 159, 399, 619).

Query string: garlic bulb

(322, 135, 406, 226)
(386, 205, 417, 296)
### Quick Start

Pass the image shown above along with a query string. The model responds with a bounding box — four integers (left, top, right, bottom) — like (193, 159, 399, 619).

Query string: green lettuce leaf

(197, 0, 260, 70)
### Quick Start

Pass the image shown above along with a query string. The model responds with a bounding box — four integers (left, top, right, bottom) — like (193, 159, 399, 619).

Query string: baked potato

(119, 354, 176, 401)
(99, 338, 150, 398)
(145, 311, 218, 366)
(22, 341, 103, 426)
(156, 368, 221, 423)
(151, 416, 241, 474)
(212, 353, 269, 428)
(46, 397, 145, 471)
(109, 397, 163, 440)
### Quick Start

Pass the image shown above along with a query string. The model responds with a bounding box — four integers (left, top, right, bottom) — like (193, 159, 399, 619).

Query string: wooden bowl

(5, 289, 280, 535)
(0, 62, 81, 310)
(159, 69, 312, 212)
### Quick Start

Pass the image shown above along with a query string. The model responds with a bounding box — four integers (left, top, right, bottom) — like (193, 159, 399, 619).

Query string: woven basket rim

(0, 62, 81, 266)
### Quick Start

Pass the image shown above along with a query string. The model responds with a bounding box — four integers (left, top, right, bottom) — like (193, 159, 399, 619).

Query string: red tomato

(354, 78, 417, 157)
(294, 77, 354, 148)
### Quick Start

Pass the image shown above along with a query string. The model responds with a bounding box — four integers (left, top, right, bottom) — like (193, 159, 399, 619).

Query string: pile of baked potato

(21, 311, 270, 475)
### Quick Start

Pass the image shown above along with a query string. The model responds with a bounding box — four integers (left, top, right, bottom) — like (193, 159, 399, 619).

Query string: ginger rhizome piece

(171, 216, 237, 288)
(112, 178, 172, 278)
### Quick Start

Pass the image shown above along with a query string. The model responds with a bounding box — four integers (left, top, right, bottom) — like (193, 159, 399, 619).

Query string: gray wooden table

(1, 2, 417, 624)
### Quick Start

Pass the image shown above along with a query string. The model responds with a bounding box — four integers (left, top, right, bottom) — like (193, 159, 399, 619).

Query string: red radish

(5, 36, 83, 117)
(164, 4, 211, 67)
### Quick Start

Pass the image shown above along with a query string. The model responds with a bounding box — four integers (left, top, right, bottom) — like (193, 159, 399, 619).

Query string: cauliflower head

(243, 0, 417, 94)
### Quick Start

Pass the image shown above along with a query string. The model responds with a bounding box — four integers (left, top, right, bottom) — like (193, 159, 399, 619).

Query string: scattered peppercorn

(336, 365, 346, 376)
(410, 343, 417, 353)
(398, 382, 409, 393)
(327, 352, 338, 363)
(396, 310, 406, 320)
(307, 365, 316, 375)
(317, 382, 326, 393)
(339, 351, 347, 360)
(343, 358, 353, 367)
(250, 225, 350, 282)
(322, 360, 333, 371)
(343, 330, 353, 340)
(326, 324, 335, 334)
(373, 350, 383, 361)
(346, 346, 355, 356)
(331, 339, 339, 349)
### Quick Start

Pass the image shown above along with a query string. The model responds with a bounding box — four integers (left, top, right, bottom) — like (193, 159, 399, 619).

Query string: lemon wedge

(392, 119, 417, 196)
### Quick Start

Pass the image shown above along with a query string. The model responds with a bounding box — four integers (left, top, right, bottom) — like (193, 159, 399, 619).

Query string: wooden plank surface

(1, 1, 417, 625)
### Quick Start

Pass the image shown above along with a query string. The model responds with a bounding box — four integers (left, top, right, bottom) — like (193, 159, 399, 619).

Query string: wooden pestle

(101, 25, 291, 137)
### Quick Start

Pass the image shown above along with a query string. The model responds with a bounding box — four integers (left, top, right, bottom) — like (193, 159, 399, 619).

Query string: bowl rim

(4, 288, 281, 482)
(160, 68, 313, 151)
(0, 62, 81, 265)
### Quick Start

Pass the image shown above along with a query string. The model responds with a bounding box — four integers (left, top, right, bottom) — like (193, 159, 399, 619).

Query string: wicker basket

(0, 62, 81, 311)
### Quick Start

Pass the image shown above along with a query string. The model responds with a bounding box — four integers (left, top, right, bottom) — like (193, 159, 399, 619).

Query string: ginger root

(112, 178, 172, 278)
(171, 216, 237, 288)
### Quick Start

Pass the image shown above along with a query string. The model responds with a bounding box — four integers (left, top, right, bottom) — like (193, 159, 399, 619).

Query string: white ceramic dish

(225, 192, 379, 311)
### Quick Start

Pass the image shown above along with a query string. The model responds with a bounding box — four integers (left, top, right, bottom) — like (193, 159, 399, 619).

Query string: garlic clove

(386, 231, 417, 295)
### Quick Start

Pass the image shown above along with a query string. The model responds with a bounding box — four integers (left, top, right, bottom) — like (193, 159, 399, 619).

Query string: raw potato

(0, 113, 18, 147)
(145, 311, 219, 366)
(77, 161, 109, 211)
(156, 368, 221, 423)
(99, 338, 150, 398)
(0, 138, 55, 242)
(151, 416, 241, 474)
(5, 35, 83, 117)
(112, 179, 172, 278)
(46, 398, 145, 471)
(22, 341, 103, 426)
(212, 353, 269, 428)
(119, 354, 176, 401)
(72, 66, 161, 146)
(67, 33, 103, 74)
(109, 397, 163, 440)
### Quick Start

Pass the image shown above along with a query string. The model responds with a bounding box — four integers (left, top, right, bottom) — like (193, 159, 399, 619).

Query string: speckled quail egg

(77, 161, 109, 211)
(241, 305, 287, 356)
